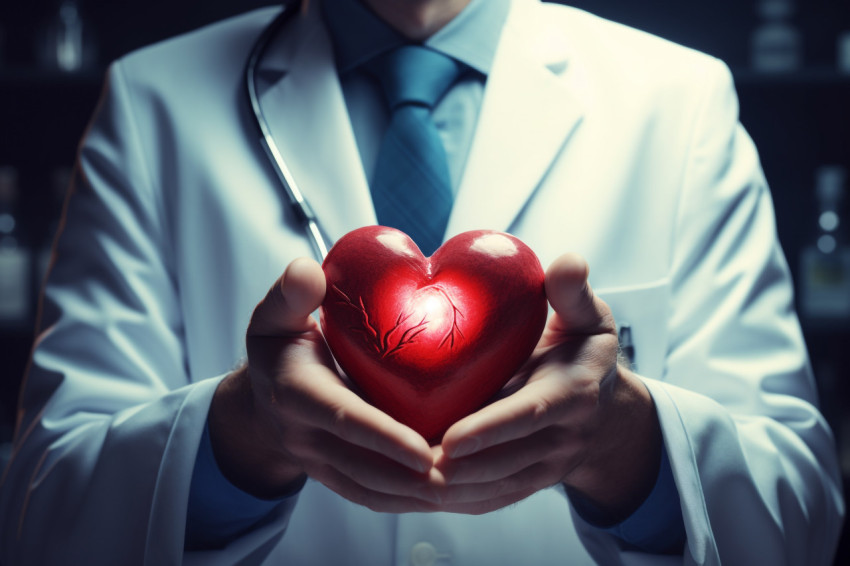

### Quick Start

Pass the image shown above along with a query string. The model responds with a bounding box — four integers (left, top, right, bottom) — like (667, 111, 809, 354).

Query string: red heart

(320, 226, 548, 442)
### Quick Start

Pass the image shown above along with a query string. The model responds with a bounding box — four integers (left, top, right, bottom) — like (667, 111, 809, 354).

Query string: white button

(410, 541, 438, 566)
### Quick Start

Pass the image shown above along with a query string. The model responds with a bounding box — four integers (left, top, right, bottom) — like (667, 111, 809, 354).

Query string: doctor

(0, 0, 843, 564)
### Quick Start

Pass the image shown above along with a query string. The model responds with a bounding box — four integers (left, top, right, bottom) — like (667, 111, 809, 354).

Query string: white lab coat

(0, 1, 843, 564)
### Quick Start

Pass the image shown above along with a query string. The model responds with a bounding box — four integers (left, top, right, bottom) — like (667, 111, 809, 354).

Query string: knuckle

(580, 283, 597, 313)
(530, 397, 554, 428)
(330, 403, 350, 433)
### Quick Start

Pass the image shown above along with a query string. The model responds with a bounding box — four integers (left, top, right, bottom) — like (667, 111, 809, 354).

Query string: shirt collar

(320, 0, 511, 76)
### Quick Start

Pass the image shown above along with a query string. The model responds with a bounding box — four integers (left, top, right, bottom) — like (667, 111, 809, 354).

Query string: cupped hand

(209, 258, 441, 512)
(432, 253, 662, 520)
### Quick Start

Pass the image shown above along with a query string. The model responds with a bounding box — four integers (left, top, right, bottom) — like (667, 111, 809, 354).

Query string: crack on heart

(331, 284, 466, 358)
(433, 286, 465, 349)
(332, 284, 429, 358)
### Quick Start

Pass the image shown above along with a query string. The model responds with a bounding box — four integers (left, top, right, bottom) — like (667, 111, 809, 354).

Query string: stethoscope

(244, 0, 332, 261)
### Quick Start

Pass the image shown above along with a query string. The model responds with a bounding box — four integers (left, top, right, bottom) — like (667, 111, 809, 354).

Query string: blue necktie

(367, 46, 463, 257)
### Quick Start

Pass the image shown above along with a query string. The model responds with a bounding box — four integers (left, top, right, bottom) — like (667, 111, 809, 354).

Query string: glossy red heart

(320, 226, 548, 442)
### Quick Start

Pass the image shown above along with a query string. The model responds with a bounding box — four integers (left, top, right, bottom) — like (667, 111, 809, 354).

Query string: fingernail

(451, 436, 480, 458)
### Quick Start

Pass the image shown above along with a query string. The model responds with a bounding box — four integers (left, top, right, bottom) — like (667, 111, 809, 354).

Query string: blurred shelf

(801, 318, 850, 334)
(733, 67, 850, 86)
(0, 66, 105, 86)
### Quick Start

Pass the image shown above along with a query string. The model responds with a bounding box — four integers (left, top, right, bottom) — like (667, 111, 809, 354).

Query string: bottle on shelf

(838, 30, 850, 74)
(750, 0, 803, 73)
(799, 165, 850, 324)
(0, 167, 33, 328)
(36, 0, 98, 73)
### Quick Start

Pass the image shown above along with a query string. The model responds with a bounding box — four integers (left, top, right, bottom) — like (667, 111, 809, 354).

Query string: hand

(208, 258, 441, 511)
(432, 253, 662, 521)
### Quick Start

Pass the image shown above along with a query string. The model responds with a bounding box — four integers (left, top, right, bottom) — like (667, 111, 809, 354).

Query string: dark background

(1, 0, 849, 561)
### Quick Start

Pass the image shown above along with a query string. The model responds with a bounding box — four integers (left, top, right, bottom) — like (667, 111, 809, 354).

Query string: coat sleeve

(642, 60, 844, 566)
(0, 60, 297, 566)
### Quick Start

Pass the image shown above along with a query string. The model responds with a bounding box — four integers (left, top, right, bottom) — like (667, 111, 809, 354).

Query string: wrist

(209, 366, 306, 499)
(563, 365, 662, 523)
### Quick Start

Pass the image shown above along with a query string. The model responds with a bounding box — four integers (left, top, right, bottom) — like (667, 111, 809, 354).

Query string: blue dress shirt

(321, 0, 510, 193)
(186, 0, 686, 555)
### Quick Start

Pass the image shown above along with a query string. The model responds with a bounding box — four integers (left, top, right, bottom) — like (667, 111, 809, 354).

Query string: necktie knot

(367, 45, 464, 110)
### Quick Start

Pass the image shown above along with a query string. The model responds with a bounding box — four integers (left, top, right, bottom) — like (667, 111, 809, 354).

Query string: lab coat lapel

(255, 3, 376, 246)
(446, 0, 584, 238)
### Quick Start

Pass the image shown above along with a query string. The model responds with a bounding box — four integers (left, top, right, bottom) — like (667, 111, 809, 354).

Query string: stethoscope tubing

(244, 1, 331, 261)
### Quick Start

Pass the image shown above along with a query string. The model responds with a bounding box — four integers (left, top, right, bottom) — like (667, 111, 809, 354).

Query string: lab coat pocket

(595, 279, 671, 382)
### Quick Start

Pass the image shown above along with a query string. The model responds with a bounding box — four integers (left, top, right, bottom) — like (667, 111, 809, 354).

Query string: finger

(442, 370, 597, 459)
(249, 257, 326, 337)
(434, 461, 555, 505)
(299, 429, 441, 502)
(280, 372, 434, 474)
(544, 253, 613, 334)
(309, 464, 439, 514)
(439, 427, 582, 485)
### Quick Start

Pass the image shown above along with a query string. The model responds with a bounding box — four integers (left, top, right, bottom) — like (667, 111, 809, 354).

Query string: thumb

(544, 253, 613, 334)
(249, 257, 326, 337)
